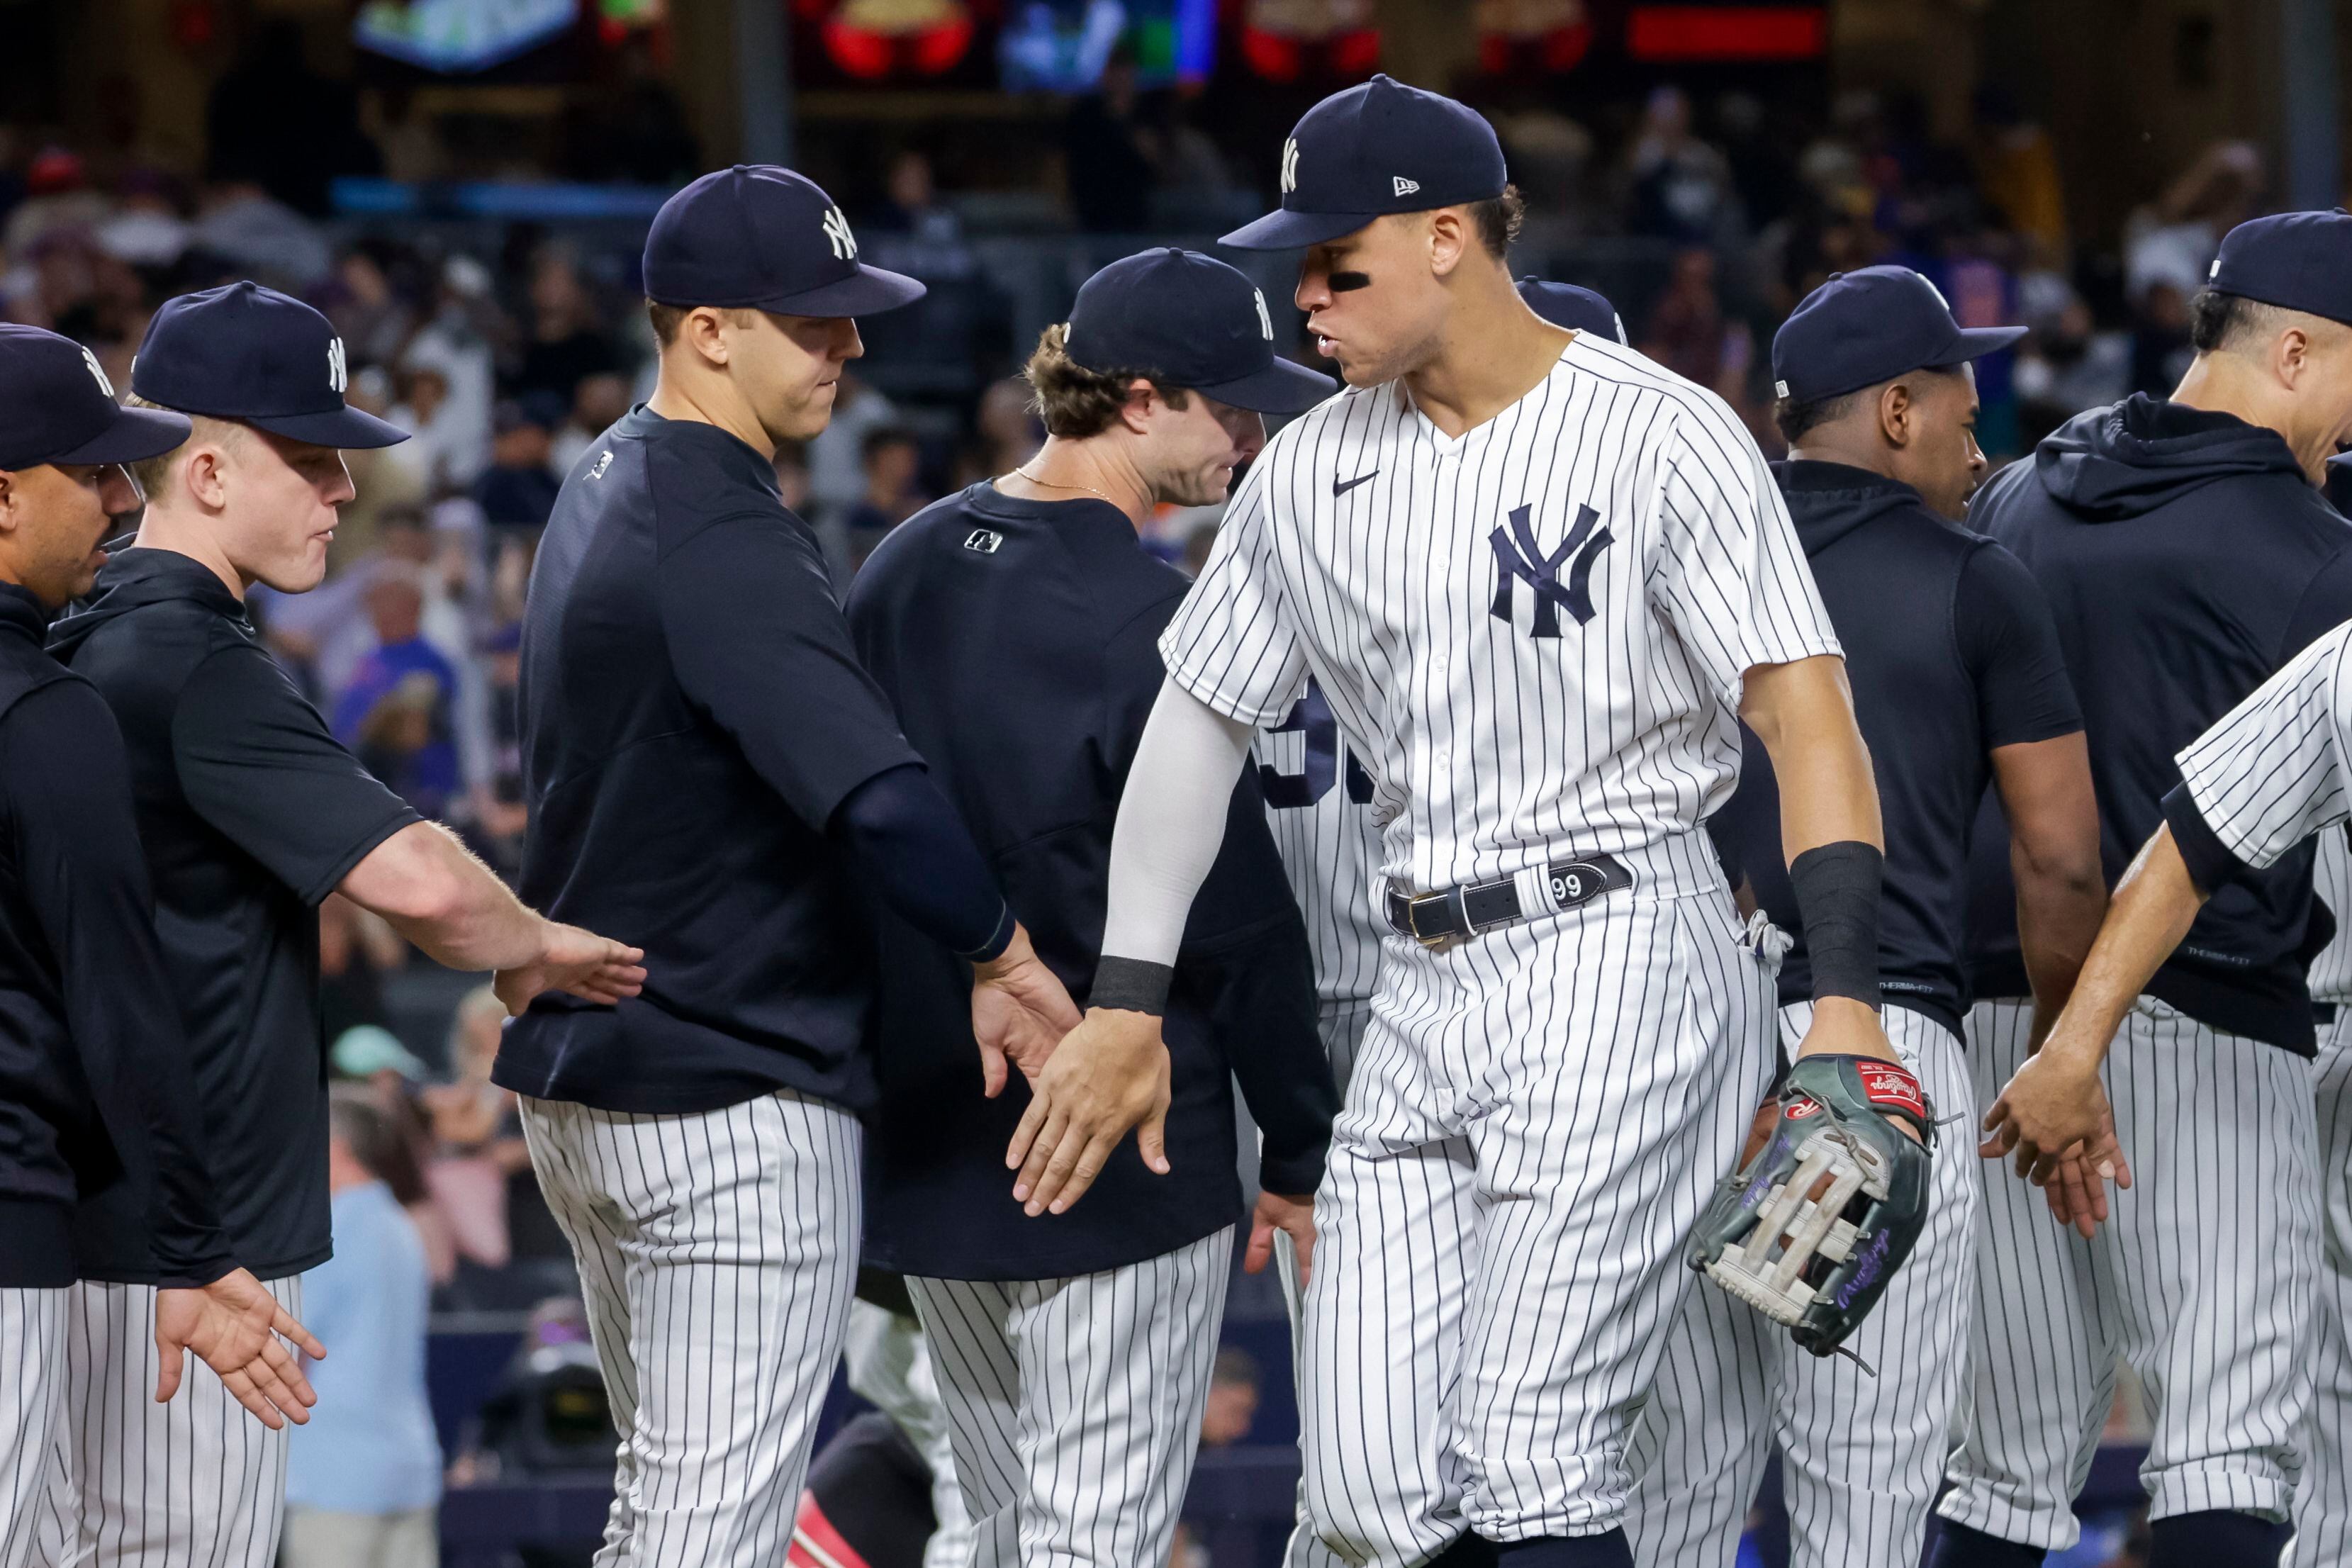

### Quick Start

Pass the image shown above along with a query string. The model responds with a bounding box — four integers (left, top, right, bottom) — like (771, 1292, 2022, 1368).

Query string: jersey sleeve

(2171, 621, 2352, 875)
(172, 645, 422, 906)
(656, 511, 922, 829)
(1158, 464, 1311, 727)
(1649, 399, 1842, 700)
(1956, 541, 2083, 749)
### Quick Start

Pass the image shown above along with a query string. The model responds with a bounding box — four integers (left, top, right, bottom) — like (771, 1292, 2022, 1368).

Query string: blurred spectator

(1971, 85, 2068, 269)
(320, 895, 409, 1047)
(1064, 50, 1156, 231)
(332, 567, 462, 820)
(2, 147, 109, 254)
(844, 427, 930, 567)
(190, 177, 332, 293)
(2015, 279, 2130, 448)
(327, 243, 422, 369)
(422, 986, 533, 1282)
(389, 362, 481, 496)
(338, 367, 433, 568)
(1622, 86, 1740, 246)
(974, 376, 1043, 478)
(2124, 141, 2263, 308)
(1199, 1347, 1261, 1447)
(865, 150, 977, 283)
(470, 622, 530, 878)
(473, 398, 564, 537)
(284, 1087, 442, 1568)
(206, 20, 380, 217)
(808, 374, 903, 521)
(511, 248, 620, 409)
(552, 371, 634, 476)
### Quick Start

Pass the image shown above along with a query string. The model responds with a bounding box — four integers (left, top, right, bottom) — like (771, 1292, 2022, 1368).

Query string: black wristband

(1088, 956, 1173, 1017)
(1790, 841, 1883, 1008)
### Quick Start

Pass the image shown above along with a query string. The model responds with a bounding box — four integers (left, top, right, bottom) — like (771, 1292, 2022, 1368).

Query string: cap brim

(1219, 208, 1374, 250)
(45, 404, 192, 467)
(1936, 325, 2029, 363)
(756, 264, 928, 319)
(246, 403, 413, 451)
(1199, 356, 1338, 415)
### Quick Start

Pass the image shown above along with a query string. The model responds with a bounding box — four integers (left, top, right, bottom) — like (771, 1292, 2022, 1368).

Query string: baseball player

(846, 246, 1337, 1568)
(1006, 77, 1905, 1568)
(1253, 271, 1634, 1568)
(40, 284, 644, 1568)
(0, 327, 325, 1568)
(1937, 211, 2352, 1568)
(501, 166, 1080, 1567)
(1620, 268, 2105, 1568)
(2297, 824, 2352, 1567)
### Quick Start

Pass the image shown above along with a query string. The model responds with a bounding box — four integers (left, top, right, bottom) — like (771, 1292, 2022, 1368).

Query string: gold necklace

(1012, 464, 1122, 509)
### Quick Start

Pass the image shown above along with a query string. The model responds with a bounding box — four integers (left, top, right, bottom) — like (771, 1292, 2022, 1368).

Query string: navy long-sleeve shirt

(847, 483, 1336, 1280)
(0, 581, 230, 1287)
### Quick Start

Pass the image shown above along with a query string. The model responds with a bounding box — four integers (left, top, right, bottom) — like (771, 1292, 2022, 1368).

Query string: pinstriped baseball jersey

(2313, 826, 2352, 1004)
(1255, 678, 1383, 1005)
(1164, 336, 1842, 893)
(2173, 620, 2352, 878)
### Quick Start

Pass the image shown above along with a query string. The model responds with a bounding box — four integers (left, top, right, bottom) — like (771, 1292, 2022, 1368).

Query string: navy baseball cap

(1770, 266, 2025, 405)
(2207, 210, 2352, 327)
(132, 281, 409, 449)
(1221, 76, 1508, 251)
(0, 325, 188, 472)
(1517, 277, 1626, 344)
(644, 165, 924, 318)
(1065, 249, 1335, 415)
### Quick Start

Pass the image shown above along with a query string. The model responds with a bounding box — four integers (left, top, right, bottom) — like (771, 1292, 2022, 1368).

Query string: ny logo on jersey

(1489, 501, 1612, 637)
(326, 337, 348, 394)
(822, 205, 858, 261)
(1279, 138, 1300, 195)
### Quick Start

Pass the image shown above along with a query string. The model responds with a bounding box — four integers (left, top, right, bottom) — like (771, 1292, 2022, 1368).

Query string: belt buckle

(1406, 891, 1453, 949)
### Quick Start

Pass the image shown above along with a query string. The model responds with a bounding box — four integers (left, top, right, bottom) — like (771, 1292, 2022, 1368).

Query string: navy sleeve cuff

(2161, 781, 2247, 897)
(1257, 1146, 1328, 1199)
(958, 903, 1016, 964)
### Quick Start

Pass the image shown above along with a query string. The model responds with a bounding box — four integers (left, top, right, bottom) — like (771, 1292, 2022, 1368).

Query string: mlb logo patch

(963, 528, 1003, 554)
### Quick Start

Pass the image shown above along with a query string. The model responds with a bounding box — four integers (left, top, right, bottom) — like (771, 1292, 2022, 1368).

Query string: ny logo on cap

(1253, 289, 1273, 342)
(1490, 501, 1613, 638)
(1394, 177, 1421, 198)
(822, 205, 858, 262)
(79, 346, 114, 398)
(326, 337, 348, 395)
(1280, 138, 1300, 196)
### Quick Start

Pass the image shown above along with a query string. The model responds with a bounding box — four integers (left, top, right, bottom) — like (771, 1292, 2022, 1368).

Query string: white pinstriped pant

(0, 1289, 65, 1568)
(520, 1088, 861, 1568)
(1621, 999, 1980, 1568)
(1939, 997, 2320, 1549)
(2289, 1010, 2352, 1567)
(33, 1275, 303, 1568)
(906, 1225, 1232, 1568)
(1296, 868, 1776, 1565)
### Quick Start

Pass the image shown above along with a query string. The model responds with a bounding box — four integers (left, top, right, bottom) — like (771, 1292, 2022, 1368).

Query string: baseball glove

(1689, 1052, 1933, 1359)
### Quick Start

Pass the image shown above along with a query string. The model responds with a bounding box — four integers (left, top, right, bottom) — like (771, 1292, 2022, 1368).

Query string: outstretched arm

(1004, 678, 1255, 1216)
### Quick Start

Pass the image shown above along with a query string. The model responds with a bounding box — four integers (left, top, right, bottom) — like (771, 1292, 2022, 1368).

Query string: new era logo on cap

(1394, 177, 1420, 197)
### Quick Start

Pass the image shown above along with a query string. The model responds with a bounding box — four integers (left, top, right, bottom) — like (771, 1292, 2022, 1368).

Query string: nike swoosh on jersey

(1333, 471, 1379, 495)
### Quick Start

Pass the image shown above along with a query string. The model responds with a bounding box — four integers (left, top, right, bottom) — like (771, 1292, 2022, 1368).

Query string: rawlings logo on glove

(1689, 1052, 1933, 1360)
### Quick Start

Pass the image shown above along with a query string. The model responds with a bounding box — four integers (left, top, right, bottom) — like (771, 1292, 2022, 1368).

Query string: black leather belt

(1385, 852, 1635, 947)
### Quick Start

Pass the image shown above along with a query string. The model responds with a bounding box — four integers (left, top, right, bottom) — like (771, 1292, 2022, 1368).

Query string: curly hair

(1022, 323, 1191, 439)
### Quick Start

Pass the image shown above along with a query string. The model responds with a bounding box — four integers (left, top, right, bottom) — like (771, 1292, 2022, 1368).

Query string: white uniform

(35, 1277, 306, 1568)
(1623, 997, 1978, 1567)
(1943, 627, 2352, 1550)
(1163, 335, 1837, 1558)
(2297, 824, 2352, 1567)
(1, 1289, 65, 1568)
(520, 1087, 861, 1568)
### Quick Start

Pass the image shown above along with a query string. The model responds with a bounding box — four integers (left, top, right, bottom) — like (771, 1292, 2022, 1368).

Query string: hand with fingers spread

(972, 924, 1082, 1097)
(1243, 1190, 1316, 1287)
(154, 1267, 325, 1430)
(1004, 1006, 1171, 1216)
(494, 921, 648, 1017)
(1980, 1032, 2132, 1235)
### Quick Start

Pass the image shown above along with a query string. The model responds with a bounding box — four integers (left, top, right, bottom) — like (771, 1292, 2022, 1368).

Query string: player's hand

(495, 922, 647, 1015)
(1790, 997, 1900, 1065)
(154, 1269, 326, 1430)
(971, 924, 1082, 1097)
(1244, 1191, 1316, 1288)
(1980, 1041, 2132, 1231)
(1005, 1006, 1171, 1216)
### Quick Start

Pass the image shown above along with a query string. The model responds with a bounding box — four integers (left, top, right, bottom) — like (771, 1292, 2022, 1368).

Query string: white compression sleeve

(1100, 676, 1257, 968)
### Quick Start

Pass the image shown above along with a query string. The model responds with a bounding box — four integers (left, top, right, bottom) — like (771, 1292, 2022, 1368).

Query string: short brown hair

(1467, 184, 1525, 260)
(1022, 323, 1189, 439)
(647, 300, 758, 347)
(122, 393, 240, 503)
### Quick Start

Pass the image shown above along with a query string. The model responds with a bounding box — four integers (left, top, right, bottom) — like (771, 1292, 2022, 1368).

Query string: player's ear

(1428, 208, 1472, 279)
(1119, 379, 1158, 435)
(1878, 381, 1913, 449)
(0, 470, 18, 538)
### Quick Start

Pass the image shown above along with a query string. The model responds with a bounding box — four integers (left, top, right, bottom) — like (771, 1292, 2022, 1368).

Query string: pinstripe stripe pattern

(838, 1302, 970, 1568)
(1162, 336, 1841, 900)
(35, 1275, 303, 1568)
(2292, 1011, 2352, 1567)
(1255, 690, 1385, 1007)
(1294, 867, 1775, 1564)
(2175, 622, 2352, 875)
(1939, 997, 2321, 1548)
(519, 1088, 861, 1568)
(905, 1226, 1231, 1568)
(1623, 1002, 1979, 1567)
(0, 1289, 64, 1568)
